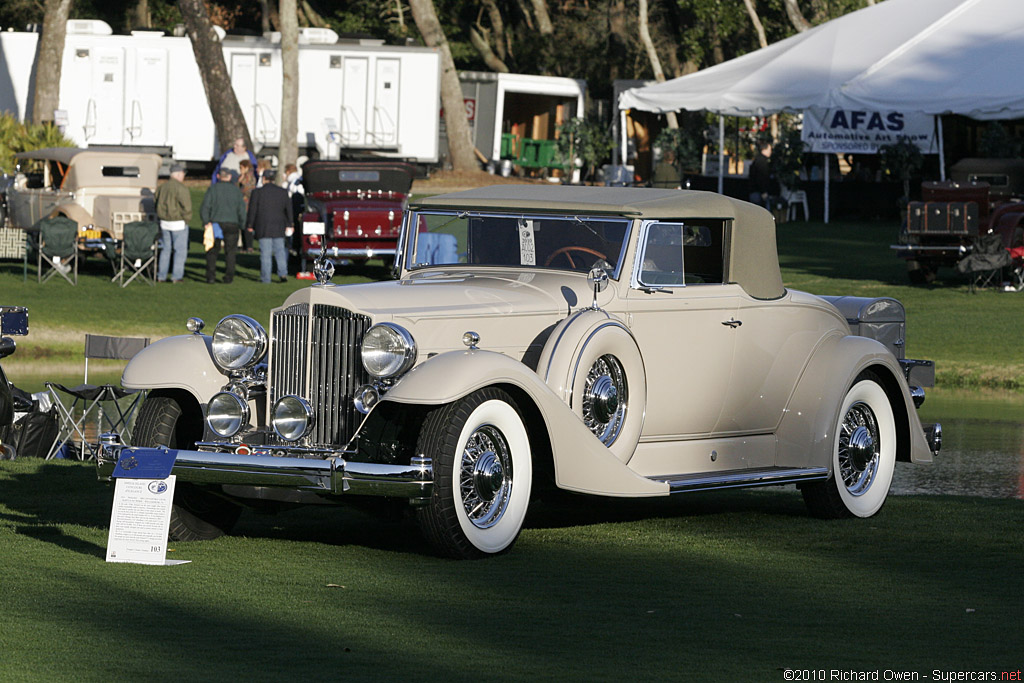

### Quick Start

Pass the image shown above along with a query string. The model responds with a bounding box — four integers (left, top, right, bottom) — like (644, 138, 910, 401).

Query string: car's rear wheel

(416, 388, 532, 559)
(802, 372, 896, 518)
(133, 394, 241, 541)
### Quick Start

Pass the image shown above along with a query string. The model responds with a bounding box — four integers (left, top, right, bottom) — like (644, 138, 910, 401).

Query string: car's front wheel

(802, 372, 897, 519)
(133, 394, 242, 541)
(416, 388, 532, 559)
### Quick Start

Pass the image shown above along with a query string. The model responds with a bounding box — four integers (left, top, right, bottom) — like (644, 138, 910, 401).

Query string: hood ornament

(313, 252, 335, 285)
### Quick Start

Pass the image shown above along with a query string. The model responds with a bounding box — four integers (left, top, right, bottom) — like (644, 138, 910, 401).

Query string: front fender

(121, 334, 225, 405)
(383, 349, 666, 497)
(776, 334, 932, 469)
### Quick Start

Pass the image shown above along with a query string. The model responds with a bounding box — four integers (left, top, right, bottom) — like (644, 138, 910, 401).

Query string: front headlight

(361, 323, 416, 379)
(207, 392, 249, 437)
(211, 315, 267, 372)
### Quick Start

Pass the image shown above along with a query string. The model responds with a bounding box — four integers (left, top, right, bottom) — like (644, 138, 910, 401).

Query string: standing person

(748, 141, 774, 209)
(246, 169, 293, 283)
(200, 168, 247, 283)
(154, 163, 191, 283)
(256, 158, 272, 188)
(212, 137, 257, 182)
(238, 159, 257, 253)
(283, 162, 303, 254)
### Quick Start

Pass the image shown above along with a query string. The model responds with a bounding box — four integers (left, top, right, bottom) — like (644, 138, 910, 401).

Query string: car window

(408, 211, 631, 278)
(101, 166, 141, 178)
(636, 220, 726, 287)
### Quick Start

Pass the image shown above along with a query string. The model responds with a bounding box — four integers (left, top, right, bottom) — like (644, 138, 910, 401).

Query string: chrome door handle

(722, 319, 742, 328)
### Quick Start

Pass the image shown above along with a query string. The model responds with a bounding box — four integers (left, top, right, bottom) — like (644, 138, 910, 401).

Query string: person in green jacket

(154, 163, 192, 282)
(200, 168, 247, 283)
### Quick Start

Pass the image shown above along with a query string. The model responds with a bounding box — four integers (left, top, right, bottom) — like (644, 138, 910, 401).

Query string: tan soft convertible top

(413, 186, 785, 300)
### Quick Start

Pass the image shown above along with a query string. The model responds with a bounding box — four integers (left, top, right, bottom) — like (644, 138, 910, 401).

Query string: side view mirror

(587, 265, 609, 309)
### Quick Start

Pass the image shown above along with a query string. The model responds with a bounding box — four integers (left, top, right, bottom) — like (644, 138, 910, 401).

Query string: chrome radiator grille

(269, 303, 372, 446)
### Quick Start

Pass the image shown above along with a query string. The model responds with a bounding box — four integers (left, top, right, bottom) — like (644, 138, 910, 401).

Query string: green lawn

(0, 458, 1020, 680)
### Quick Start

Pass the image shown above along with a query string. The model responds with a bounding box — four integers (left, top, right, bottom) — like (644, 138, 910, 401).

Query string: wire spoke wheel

(458, 424, 513, 529)
(582, 354, 628, 446)
(837, 401, 880, 496)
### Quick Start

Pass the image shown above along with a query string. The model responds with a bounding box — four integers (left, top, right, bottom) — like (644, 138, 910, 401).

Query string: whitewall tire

(803, 373, 896, 519)
(416, 388, 532, 559)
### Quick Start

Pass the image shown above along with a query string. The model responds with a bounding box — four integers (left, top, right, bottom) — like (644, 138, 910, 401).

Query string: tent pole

(718, 115, 725, 194)
(937, 115, 946, 181)
(619, 109, 627, 168)
(824, 153, 830, 224)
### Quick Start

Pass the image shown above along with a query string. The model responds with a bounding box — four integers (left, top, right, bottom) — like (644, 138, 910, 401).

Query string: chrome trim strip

(650, 467, 830, 493)
(542, 308, 608, 383)
(305, 247, 397, 258)
(96, 444, 433, 499)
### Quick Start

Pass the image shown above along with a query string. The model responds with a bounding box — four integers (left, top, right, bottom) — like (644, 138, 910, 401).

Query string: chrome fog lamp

(207, 392, 250, 437)
(272, 395, 314, 441)
(353, 384, 380, 414)
(361, 323, 416, 379)
(211, 315, 267, 372)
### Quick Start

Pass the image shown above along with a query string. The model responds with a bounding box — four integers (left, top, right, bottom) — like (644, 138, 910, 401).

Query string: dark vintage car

(895, 160, 1024, 283)
(297, 160, 416, 269)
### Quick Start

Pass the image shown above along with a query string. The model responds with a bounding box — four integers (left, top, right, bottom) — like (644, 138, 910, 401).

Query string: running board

(649, 467, 830, 494)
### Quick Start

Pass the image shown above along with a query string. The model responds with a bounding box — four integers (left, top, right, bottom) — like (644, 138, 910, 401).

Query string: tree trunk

(408, 0, 477, 172)
(133, 0, 152, 29)
(783, 0, 813, 32)
(638, 0, 677, 129)
(177, 0, 252, 153)
(469, 26, 509, 73)
(480, 0, 507, 60)
(257, 0, 271, 34)
(300, 0, 328, 28)
(279, 0, 299, 172)
(31, 0, 73, 125)
(607, 0, 627, 83)
(742, 0, 768, 49)
(530, 0, 553, 34)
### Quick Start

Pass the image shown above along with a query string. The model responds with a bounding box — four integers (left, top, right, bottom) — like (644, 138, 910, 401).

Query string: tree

(177, 0, 252, 154)
(782, 0, 812, 32)
(742, 0, 768, 49)
(31, 0, 74, 125)
(638, 0, 678, 129)
(279, 0, 298, 172)
(408, 0, 477, 172)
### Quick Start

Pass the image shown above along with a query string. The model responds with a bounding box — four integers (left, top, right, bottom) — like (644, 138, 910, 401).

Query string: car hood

(278, 268, 606, 356)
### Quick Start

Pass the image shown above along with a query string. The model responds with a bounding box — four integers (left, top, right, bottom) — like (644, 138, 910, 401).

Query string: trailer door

(127, 47, 169, 146)
(230, 52, 258, 139)
(340, 57, 368, 146)
(370, 58, 400, 147)
(87, 47, 126, 144)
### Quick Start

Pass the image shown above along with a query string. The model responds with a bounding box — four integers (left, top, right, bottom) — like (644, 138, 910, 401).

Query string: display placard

(106, 475, 190, 566)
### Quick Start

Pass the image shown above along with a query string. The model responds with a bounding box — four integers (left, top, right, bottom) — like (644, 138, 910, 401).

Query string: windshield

(404, 211, 631, 277)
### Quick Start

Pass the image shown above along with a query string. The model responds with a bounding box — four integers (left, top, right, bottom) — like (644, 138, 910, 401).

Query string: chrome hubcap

(459, 424, 512, 529)
(838, 401, 879, 496)
(582, 354, 628, 446)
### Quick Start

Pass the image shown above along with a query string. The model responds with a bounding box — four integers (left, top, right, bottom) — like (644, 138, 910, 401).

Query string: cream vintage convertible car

(97, 186, 941, 558)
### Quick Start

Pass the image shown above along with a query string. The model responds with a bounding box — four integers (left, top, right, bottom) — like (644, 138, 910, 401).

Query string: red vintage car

(298, 160, 416, 269)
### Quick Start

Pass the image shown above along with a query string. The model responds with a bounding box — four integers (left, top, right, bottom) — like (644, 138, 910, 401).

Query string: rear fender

(777, 334, 932, 469)
(383, 349, 666, 496)
(121, 334, 225, 405)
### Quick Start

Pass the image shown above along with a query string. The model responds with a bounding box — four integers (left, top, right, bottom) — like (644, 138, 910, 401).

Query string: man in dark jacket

(246, 170, 293, 283)
(200, 168, 247, 283)
(748, 141, 774, 209)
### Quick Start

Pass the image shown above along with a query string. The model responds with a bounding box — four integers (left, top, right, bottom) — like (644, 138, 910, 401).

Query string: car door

(625, 220, 740, 439)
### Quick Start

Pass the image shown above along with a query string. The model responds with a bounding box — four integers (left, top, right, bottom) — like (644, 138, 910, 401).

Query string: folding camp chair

(36, 216, 79, 285)
(113, 220, 160, 287)
(955, 232, 1012, 293)
(45, 334, 149, 460)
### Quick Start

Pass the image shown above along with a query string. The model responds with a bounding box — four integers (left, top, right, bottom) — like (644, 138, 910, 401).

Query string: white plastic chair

(785, 189, 809, 221)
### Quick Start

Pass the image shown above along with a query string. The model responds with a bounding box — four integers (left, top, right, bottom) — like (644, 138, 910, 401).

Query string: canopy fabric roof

(619, 0, 1020, 120)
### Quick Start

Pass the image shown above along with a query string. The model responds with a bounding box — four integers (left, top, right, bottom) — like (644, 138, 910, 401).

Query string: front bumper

(96, 439, 433, 500)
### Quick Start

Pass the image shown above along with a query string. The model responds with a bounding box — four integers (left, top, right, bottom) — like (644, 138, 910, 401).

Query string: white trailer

(0, 21, 441, 165)
(455, 71, 585, 166)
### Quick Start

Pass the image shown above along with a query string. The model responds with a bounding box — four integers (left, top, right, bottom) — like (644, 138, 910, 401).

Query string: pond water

(892, 388, 1024, 500)
(9, 368, 1024, 500)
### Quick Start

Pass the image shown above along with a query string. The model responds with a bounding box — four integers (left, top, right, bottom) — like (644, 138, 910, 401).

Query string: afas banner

(801, 108, 938, 155)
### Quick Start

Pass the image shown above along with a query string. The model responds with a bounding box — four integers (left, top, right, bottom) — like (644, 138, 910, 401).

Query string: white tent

(832, 0, 1024, 119)
(618, 0, 1024, 218)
